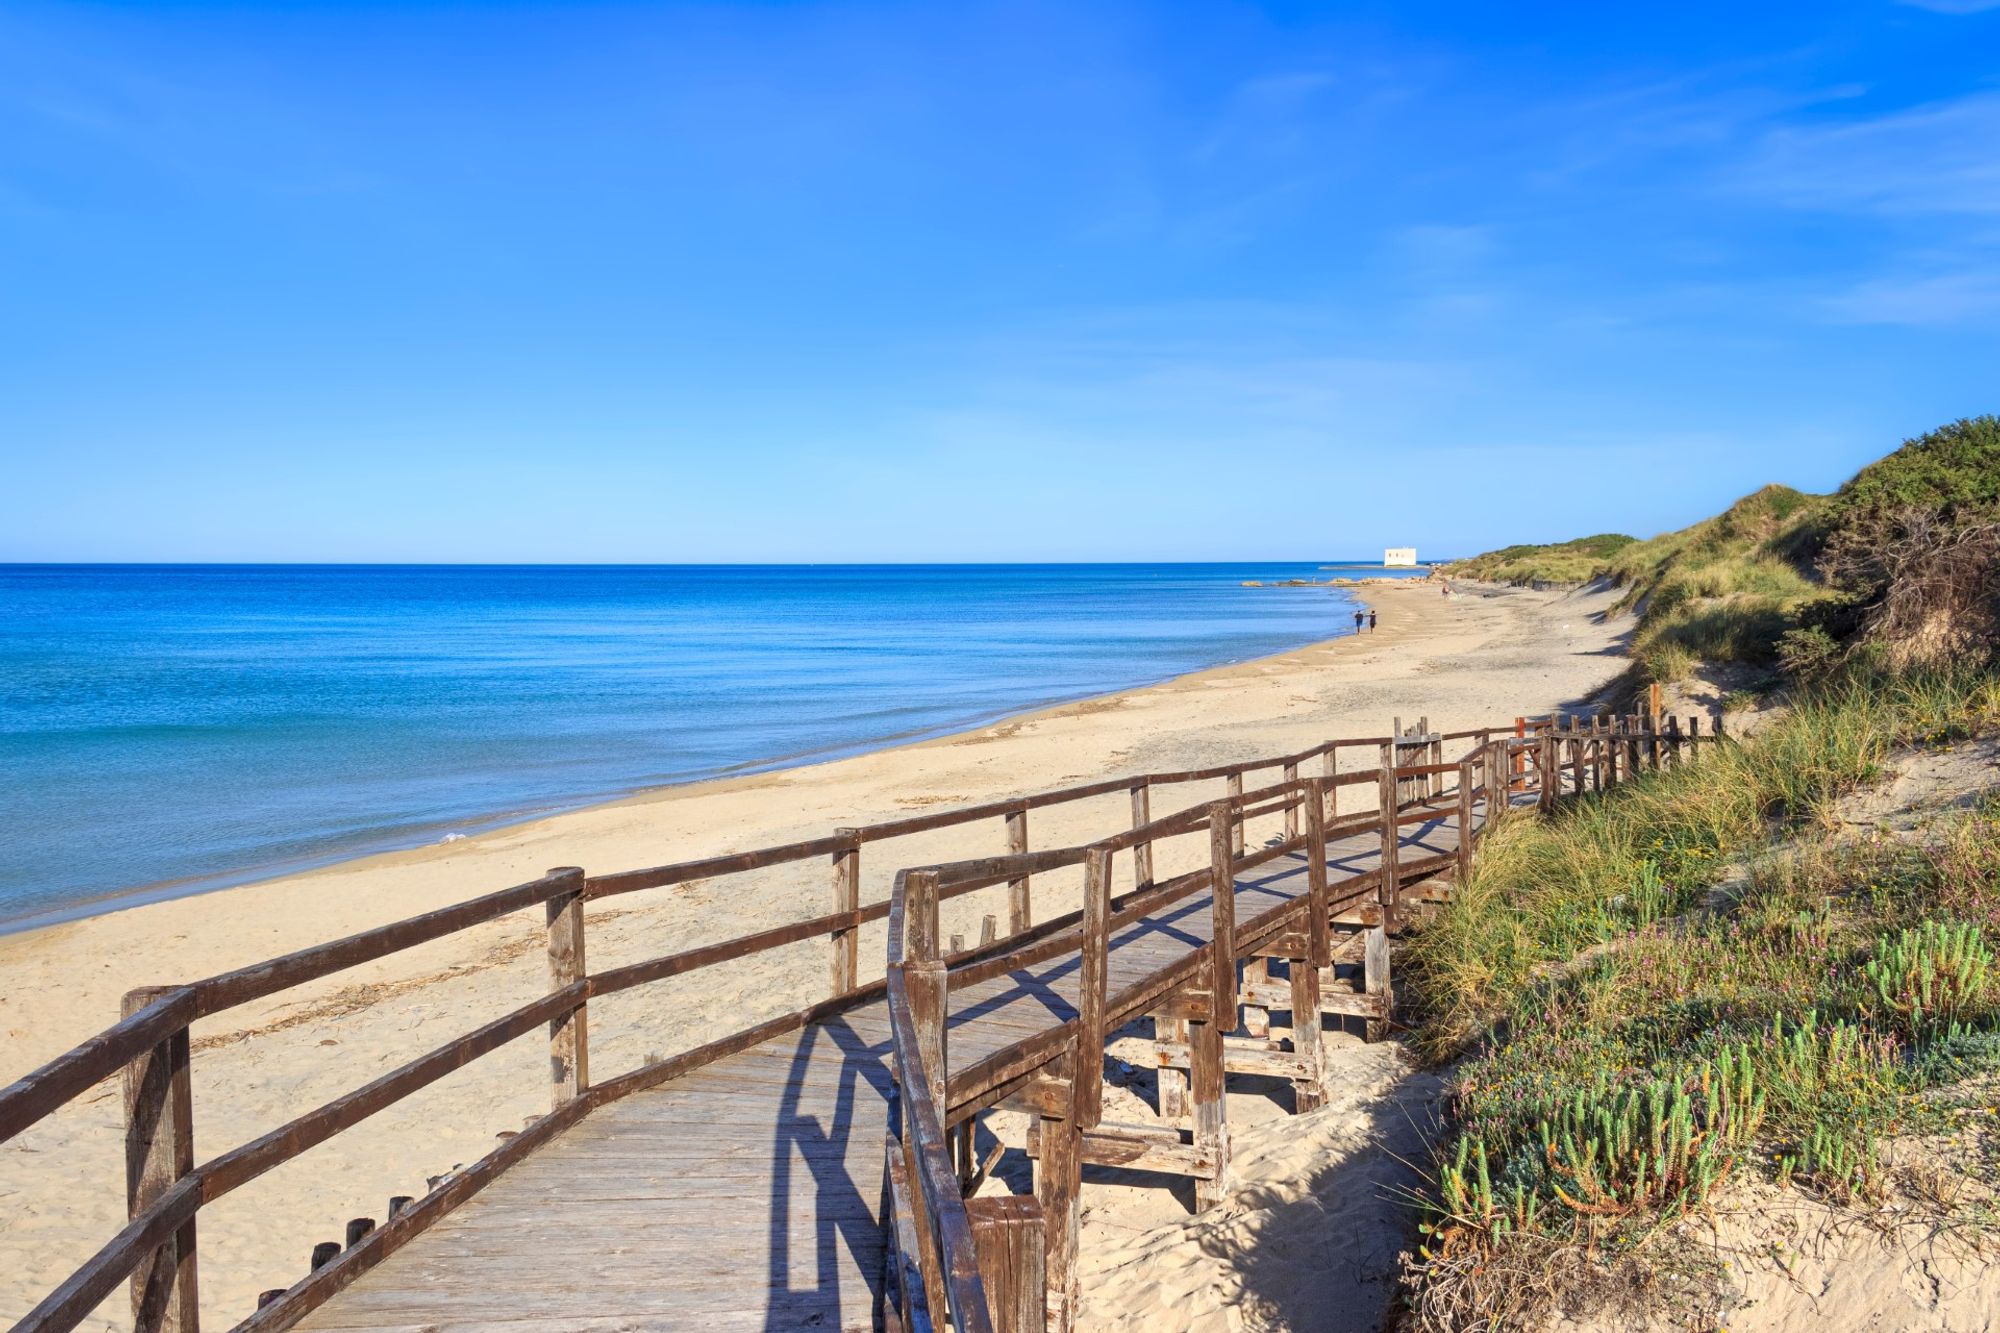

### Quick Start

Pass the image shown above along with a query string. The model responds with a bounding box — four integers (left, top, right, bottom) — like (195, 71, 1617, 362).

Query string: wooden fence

(0, 710, 1716, 1333)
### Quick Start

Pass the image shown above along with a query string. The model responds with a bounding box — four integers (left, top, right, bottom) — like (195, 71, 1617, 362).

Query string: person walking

(1353, 608, 1365, 634)
(1368, 609, 1378, 632)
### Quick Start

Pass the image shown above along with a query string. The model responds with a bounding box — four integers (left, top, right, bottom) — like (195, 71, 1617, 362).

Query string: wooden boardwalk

(291, 800, 1478, 1332)
(4, 712, 1709, 1333)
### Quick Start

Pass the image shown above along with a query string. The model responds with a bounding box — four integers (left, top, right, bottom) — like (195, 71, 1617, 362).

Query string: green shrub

(1405, 664, 2000, 1324)
(1777, 624, 1841, 680)
(1444, 533, 1638, 586)
(1864, 921, 1994, 1042)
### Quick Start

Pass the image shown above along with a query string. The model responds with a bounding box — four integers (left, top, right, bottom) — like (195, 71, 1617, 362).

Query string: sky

(3, 1, 1998, 563)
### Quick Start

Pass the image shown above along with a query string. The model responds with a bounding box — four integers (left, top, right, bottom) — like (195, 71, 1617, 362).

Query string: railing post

(1321, 745, 1339, 824)
(1303, 779, 1331, 971)
(1035, 1051, 1081, 1332)
(1291, 778, 1333, 1109)
(968, 1196, 1048, 1333)
(1377, 751, 1400, 933)
(898, 870, 954, 1323)
(1282, 760, 1300, 840)
(1073, 849, 1111, 1130)
(1225, 772, 1244, 857)
(544, 866, 588, 1107)
(1457, 757, 1477, 882)
(1129, 782, 1153, 892)
(1538, 731, 1558, 813)
(1005, 805, 1031, 933)
(831, 832, 861, 996)
(1206, 802, 1237, 1021)
(123, 987, 199, 1333)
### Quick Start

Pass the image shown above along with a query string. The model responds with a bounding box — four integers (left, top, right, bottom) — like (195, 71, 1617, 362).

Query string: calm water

(0, 563, 1416, 929)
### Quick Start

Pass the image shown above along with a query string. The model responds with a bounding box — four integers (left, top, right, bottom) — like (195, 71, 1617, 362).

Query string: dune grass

(1604, 485, 1836, 686)
(1400, 668, 2000, 1328)
(1443, 533, 1636, 586)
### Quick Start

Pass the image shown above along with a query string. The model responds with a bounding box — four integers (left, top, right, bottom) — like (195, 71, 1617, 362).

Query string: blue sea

(0, 563, 1422, 930)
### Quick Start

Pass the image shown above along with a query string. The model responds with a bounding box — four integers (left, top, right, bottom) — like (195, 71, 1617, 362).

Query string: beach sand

(0, 578, 1632, 1330)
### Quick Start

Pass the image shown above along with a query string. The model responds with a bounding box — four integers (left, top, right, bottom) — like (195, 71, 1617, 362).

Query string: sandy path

(0, 578, 1629, 1329)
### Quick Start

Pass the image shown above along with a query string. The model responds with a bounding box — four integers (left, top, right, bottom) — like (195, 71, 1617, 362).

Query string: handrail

(1, 708, 1721, 1333)
(880, 711, 1723, 1329)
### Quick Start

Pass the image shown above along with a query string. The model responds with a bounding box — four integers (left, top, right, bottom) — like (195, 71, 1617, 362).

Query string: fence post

(1206, 802, 1237, 1021)
(1322, 746, 1339, 824)
(1006, 805, 1031, 934)
(831, 833, 860, 995)
(1073, 849, 1111, 1130)
(968, 1196, 1048, 1333)
(1538, 730, 1558, 813)
(545, 866, 589, 1107)
(1389, 717, 1403, 804)
(1293, 783, 1330, 1113)
(1129, 782, 1153, 892)
(1225, 772, 1245, 857)
(1457, 757, 1477, 882)
(1282, 760, 1300, 840)
(899, 869, 954, 1323)
(123, 987, 199, 1333)
(1377, 752, 1400, 933)
(1303, 779, 1332, 971)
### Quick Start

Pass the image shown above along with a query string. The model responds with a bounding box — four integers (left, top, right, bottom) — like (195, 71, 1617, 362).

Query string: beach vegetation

(1442, 418, 2000, 686)
(1441, 533, 1636, 586)
(1398, 665, 2000, 1329)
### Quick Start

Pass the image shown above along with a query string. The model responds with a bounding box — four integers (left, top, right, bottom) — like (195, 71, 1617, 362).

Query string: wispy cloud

(1898, 0, 2000, 14)
(1821, 268, 2000, 325)
(1746, 91, 2000, 216)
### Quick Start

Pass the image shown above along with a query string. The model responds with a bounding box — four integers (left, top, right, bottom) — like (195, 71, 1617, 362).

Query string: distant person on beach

(1353, 609, 1364, 633)
(1368, 609, 1378, 632)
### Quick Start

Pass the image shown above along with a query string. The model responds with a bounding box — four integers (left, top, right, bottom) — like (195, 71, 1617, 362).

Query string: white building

(1383, 547, 1418, 567)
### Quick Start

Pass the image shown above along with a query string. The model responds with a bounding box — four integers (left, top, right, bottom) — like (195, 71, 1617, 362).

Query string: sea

(0, 562, 1427, 930)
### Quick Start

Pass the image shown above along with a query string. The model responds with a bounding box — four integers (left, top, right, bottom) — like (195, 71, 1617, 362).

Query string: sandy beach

(1, 577, 1632, 1329)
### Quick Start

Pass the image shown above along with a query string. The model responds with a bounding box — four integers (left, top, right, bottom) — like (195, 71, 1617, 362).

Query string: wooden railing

(878, 710, 1721, 1332)
(0, 710, 1718, 1333)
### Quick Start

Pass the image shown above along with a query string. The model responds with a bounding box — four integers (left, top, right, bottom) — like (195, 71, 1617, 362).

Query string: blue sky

(3, 1, 1998, 562)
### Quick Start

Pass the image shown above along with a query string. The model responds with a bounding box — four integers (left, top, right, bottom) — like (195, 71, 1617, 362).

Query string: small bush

(1777, 625, 1841, 680)
(1864, 921, 1994, 1042)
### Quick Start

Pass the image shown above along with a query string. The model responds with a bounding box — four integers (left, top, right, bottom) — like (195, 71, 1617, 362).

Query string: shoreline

(0, 597, 1384, 940)
(0, 576, 1628, 1329)
(1, 572, 1406, 938)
